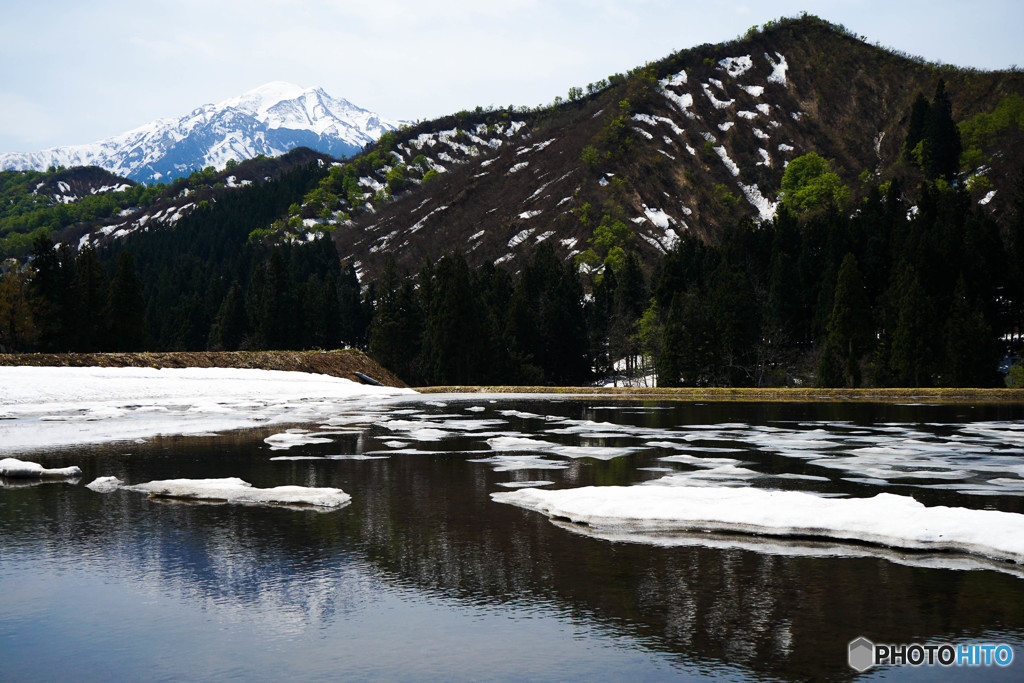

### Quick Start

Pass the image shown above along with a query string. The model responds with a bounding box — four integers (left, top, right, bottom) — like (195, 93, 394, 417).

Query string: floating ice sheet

(492, 485, 1024, 565)
(87, 476, 351, 509)
(0, 457, 81, 478)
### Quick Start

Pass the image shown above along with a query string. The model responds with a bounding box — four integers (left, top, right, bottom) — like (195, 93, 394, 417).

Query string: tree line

(4, 166, 1016, 388)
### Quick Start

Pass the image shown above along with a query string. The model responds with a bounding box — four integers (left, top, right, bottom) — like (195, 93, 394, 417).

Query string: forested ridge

(2, 15, 1023, 388)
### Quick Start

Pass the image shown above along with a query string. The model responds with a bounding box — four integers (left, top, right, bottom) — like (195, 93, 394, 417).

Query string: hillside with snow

(0, 82, 401, 184)
(258, 16, 1021, 278)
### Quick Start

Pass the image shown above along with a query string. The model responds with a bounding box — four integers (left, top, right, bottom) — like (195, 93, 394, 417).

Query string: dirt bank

(0, 350, 408, 388)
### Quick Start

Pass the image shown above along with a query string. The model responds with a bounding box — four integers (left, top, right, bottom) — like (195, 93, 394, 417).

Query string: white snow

(714, 145, 741, 176)
(718, 55, 753, 77)
(662, 90, 695, 117)
(89, 476, 351, 509)
(980, 190, 997, 205)
(508, 228, 536, 247)
(492, 485, 1024, 565)
(659, 70, 688, 87)
(765, 52, 789, 86)
(508, 161, 529, 174)
(0, 457, 81, 479)
(0, 367, 413, 453)
(642, 205, 672, 229)
(718, 122, 735, 132)
(742, 85, 765, 97)
(518, 210, 542, 219)
(702, 84, 735, 109)
(778, 143, 794, 152)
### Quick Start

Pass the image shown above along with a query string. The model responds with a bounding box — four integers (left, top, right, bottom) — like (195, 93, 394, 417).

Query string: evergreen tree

(888, 263, 933, 386)
(253, 250, 299, 349)
(709, 261, 759, 384)
(368, 256, 424, 385)
(923, 80, 962, 181)
(105, 251, 147, 351)
(28, 236, 77, 351)
(338, 262, 369, 349)
(0, 260, 37, 351)
(656, 294, 686, 387)
(904, 92, 931, 163)
(420, 252, 484, 385)
(208, 280, 249, 351)
(819, 253, 871, 387)
(71, 246, 108, 352)
(943, 275, 999, 386)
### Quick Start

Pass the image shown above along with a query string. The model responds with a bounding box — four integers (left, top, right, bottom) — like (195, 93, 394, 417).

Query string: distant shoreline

(2, 354, 1020, 401)
(416, 385, 1024, 402)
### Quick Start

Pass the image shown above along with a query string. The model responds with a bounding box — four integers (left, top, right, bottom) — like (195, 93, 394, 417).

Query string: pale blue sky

(1, 0, 1020, 153)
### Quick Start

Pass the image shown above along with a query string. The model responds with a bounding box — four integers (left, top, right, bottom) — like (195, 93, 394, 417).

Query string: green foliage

(1007, 363, 1024, 389)
(779, 152, 849, 213)
(0, 170, 159, 258)
(959, 93, 1024, 168)
(385, 163, 409, 195)
(581, 145, 602, 169)
(422, 168, 440, 184)
(713, 184, 739, 209)
(965, 174, 994, 195)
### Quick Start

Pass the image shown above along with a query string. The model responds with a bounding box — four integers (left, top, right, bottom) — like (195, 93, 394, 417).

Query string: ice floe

(264, 430, 335, 450)
(492, 485, 1024, 565)
(87, 476, 351, 509)
(495, 480, 555, 488)
(0, 457, 81, 478)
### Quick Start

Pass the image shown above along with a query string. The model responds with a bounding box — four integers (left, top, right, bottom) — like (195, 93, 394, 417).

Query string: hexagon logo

(849, 637, 875, 672)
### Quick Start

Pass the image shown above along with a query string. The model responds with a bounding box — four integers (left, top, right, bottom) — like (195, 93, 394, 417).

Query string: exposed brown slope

(0, 349, 408, 388)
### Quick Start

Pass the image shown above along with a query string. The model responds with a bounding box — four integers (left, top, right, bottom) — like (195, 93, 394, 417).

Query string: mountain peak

(223, 82, 319, 115)
(0, 84, 400, 184)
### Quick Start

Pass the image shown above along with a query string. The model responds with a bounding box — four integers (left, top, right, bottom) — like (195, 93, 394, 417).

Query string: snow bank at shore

(0, 366, 414, 453)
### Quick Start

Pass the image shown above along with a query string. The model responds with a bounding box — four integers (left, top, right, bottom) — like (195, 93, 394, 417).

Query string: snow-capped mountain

(0, 82, 402, 184)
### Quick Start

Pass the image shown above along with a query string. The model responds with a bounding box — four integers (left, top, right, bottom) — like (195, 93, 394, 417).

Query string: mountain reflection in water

(2, 398, 1023, 681)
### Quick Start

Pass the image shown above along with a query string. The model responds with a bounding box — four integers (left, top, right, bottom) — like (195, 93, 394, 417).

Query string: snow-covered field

(0, 366, 413, 453)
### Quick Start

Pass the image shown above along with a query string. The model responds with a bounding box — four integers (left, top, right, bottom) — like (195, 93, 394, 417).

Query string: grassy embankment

(416, 385, 1024, 402)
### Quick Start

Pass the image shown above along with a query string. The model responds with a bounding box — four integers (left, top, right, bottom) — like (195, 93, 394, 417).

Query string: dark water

(2, 398, 1024, 681)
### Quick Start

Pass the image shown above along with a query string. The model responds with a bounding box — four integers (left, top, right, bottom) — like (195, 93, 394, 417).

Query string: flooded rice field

(3, 397, 1024, 680)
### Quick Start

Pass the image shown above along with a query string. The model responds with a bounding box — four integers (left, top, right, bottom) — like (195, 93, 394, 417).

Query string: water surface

(3, 398, 1024, 681)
